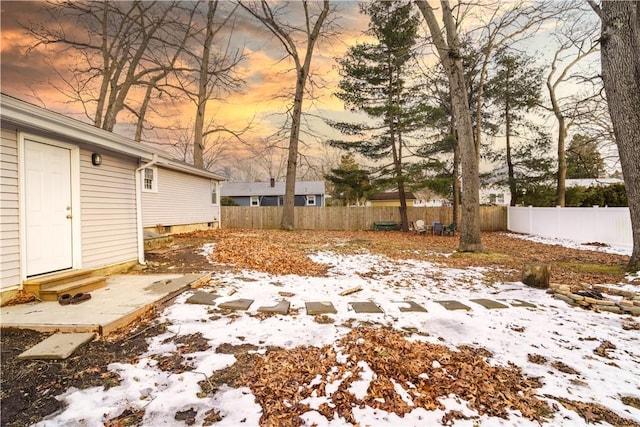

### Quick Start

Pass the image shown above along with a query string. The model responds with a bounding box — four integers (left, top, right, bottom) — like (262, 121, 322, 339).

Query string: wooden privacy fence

(221, 206, 507, 231)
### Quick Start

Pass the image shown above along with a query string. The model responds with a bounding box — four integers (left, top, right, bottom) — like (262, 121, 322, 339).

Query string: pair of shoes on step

(58, 293, 92, 305)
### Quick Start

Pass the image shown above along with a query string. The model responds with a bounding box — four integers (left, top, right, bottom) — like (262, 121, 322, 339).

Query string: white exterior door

(25, 140, 73, 276)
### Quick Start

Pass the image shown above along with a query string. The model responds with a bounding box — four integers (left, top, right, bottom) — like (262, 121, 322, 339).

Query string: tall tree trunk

(277, 1, 330, 231)
(281, 66, 307, 230)
(505, 98, 517, 206)
(592, 1, 640, 271)
(555, 117, 567, 206)
(193, 1, 217, 168)
(452, 130, 461, 223)
(416, 0, 483, 252)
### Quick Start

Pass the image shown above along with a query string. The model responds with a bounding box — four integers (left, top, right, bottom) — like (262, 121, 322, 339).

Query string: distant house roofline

(370, 191, 417, 201)
(221, 180, 325, 197)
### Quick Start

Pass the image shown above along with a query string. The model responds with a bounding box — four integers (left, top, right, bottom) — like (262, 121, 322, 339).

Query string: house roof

(221, 181, 325, 197)
(0, 93, 225, 181)
(566, 178, 623, 187)
(370, 191, 417, 201)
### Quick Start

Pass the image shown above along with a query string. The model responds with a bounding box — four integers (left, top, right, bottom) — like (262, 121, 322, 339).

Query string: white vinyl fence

(508, 206, 632, 249)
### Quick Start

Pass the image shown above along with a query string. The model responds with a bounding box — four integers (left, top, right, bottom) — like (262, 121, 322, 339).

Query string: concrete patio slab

(145, 274, 208, 294)
(436, 300, 471, 311)
(305, 301, 337, 315)
(470, 299, 509, 309)
(393, 300, 428, 313)
(218, 299, 254, 311)
(186, 291, 220, 305)
(18, 332, 96, 360)
(257, 301, 290, 314)
(0, 273, 210, 336)
(349, 301, 384, 313)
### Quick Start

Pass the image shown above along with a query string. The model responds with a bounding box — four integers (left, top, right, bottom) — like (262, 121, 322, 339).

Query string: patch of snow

(36, 240, 640, 426)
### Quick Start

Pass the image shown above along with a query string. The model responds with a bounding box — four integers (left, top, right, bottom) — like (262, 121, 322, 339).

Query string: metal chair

(432, 222, 444, 235)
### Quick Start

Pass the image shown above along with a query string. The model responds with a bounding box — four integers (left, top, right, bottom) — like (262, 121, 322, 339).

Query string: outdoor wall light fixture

(91, 153, 102, 166)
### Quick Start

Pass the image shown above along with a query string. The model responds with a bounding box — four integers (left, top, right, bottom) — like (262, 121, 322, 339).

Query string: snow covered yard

(34, 232, 639, 426)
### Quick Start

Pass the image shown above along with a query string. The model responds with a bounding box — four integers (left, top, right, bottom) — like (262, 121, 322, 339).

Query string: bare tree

(24, 1, 186, 132)
(172, 1, 247, 168)
(240, 1, 334, 230)
(415, 0, 483, 252)
(155, 118, 232, 173)
(588, 0, 640, 272)
(467, 1, 568, 163)
(248, 137, 288, 182)
(543, 12, 599, 206)
(571, 92, 619, 172)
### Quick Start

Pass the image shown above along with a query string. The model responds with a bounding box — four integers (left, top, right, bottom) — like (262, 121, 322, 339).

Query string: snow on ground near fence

(35, 235, 639, 426)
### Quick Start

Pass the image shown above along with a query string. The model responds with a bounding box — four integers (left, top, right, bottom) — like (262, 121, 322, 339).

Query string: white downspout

(135, 154, 159, 265)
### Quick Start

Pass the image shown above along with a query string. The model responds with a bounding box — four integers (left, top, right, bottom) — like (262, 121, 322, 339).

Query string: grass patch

(450, 251, 512, 263)
(556, 262, 624, 276)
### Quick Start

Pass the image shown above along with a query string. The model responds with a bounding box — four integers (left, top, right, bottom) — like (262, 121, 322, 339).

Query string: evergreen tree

(566, 134, 605, 179)
(328, 0, 439, 230)
(507, 128, 557, 206)
(485, 48, 544, 206)
(325, 153, 372, 206)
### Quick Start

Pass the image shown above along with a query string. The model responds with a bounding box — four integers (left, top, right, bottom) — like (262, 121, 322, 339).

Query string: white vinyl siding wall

(0, 128, 20, 289)
(142, 167, 220, 227)
(80, 150, 138, 267)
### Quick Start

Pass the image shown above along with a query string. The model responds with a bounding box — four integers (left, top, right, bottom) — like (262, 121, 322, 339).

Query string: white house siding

(142, 167, 219, 227)
(0, 128, 20, 289)
(79, 150, 138, 268)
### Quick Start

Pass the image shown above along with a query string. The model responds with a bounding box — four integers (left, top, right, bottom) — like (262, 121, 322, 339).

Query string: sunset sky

(1, 1, 377, 179)
(1, 1, 608, 179)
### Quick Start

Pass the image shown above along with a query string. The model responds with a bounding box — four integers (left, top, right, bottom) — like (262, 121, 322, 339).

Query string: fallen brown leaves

(549, 395, 640, 427)
(235, 327, 551, 426)
(1, 290, 37, 307)
(169, 229, 631, 286)
(210, 232, 328, 276)
(153, 333, 211, 373)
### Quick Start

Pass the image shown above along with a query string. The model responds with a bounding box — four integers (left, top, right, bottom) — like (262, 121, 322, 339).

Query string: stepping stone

(18, 332, 95, 360)
(502, 299, 536, 308)
(257, 301, 290, 314)
(470, 299, 509, 309)
(349, 301, 384, 314)
(436, 300, 471, 311)
(186, 291, 220, 305)
(392, 300, 428, 313)
(305, 301, 337, 315)
(218, 298, 254, 311)
(279, 291, 295, 297)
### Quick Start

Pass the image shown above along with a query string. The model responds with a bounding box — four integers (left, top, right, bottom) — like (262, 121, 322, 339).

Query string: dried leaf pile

(210, 233, 328, 276)
(235, 327, 551, 426)
(171, 229, 631, 286)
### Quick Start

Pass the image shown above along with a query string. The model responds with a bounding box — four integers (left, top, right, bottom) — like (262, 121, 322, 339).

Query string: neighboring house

(479, 185, 510, 206)
(412, 189, 450, 207)
(566, 178, 624, 188)
(0, 93, 224, 294)
(221, 180, 325, 207)
(368, 191, 418, 207)
(479, 179, 625, 206)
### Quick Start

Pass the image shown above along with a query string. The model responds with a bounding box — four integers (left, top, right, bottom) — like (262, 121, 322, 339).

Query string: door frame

(19, 132, 82, 279)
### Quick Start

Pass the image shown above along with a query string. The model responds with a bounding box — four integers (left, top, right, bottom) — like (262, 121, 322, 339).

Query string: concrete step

(24, 269, 94, 294)
(39, 276, 107, 302)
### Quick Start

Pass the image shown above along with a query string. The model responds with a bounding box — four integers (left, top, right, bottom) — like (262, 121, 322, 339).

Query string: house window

(142, 166, 158, 193)
(306, 195, 316, 206)
(489, 193, 505, 204)
(250, 196, 260, 206)
(211, 180, 218, 204)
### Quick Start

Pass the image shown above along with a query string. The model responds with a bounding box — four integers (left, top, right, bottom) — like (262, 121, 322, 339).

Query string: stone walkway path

(186, 291, 537, 315)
